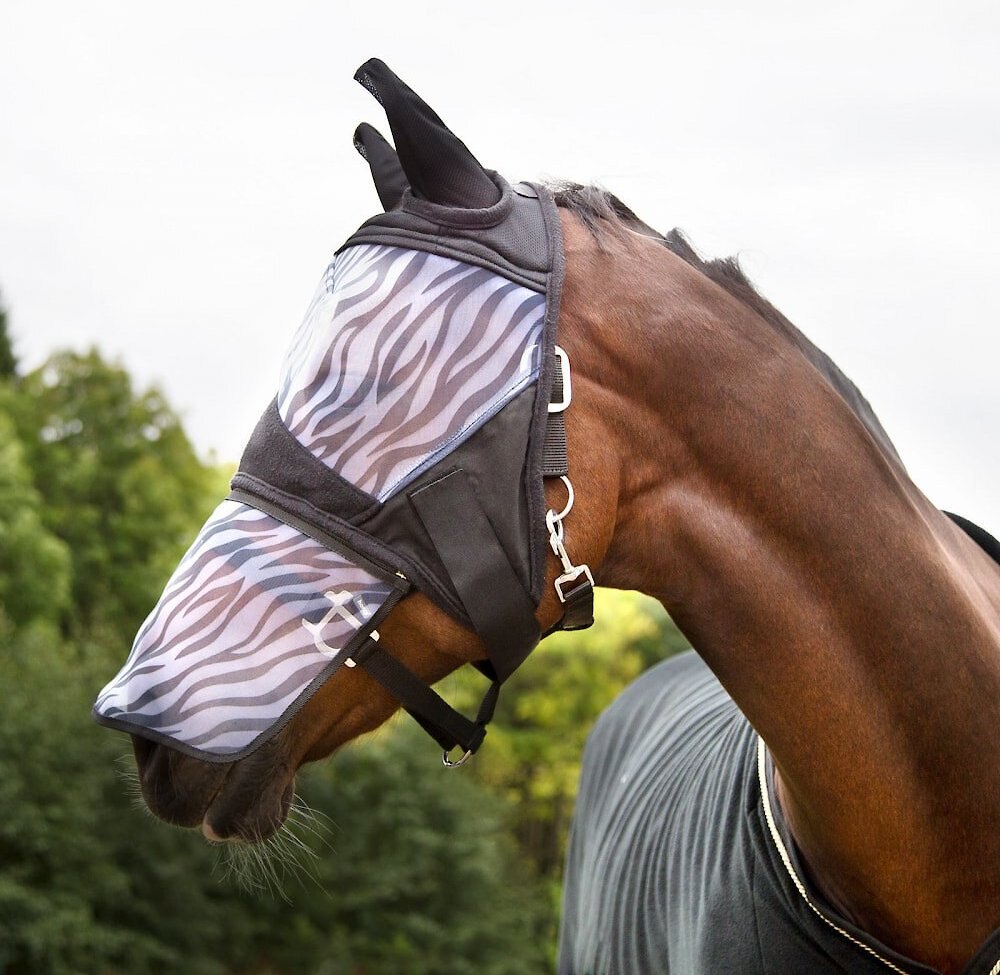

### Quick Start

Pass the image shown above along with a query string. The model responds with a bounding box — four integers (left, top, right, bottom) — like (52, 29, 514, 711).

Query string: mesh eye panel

(94, 500, 394, 757)
(277, 244, 546, 500)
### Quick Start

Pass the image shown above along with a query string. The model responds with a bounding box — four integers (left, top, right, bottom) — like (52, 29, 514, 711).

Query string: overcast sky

(2, 1, 997, 533)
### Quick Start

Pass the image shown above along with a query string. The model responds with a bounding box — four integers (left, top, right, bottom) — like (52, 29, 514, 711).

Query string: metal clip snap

(442, 747, 474, 769)
(545, 475, 593, 604)
(554, 564, 595, 604)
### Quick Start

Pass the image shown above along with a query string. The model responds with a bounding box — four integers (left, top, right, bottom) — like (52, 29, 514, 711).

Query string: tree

(0, 625, 265, 975)
(6, 350, 217, 642)
(0, 410, 71, 627)
(258, 727, 552, 975)
(0, 297, 16, 379)
(481, 590, 684, 875)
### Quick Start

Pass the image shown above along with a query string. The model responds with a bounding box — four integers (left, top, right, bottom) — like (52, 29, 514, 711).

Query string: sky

(2, 1, 998, 533)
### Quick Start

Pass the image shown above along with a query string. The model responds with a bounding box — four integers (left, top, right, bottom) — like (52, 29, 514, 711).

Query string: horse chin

(132, 734, 296, 845)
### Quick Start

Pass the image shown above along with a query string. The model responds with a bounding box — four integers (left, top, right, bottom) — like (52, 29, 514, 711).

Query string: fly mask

(93, 59, 594, 766)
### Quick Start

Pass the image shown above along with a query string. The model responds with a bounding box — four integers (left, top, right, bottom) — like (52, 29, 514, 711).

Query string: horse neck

(560, 215, 1000, 970)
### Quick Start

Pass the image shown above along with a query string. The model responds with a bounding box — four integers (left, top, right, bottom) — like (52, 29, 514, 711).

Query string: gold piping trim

(756, 736, 913, 974)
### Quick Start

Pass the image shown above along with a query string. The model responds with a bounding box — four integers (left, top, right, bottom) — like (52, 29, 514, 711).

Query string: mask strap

(542, 347, 595, 631)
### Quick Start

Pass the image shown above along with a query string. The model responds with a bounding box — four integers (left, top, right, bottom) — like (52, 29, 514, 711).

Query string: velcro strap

(410, 469, 539, 682)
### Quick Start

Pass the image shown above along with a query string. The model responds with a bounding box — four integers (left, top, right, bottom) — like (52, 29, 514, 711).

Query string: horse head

(94, 59, 621, 843)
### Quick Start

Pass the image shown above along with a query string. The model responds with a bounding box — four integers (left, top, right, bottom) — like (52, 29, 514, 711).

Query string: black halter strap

(351, 634, 497, 758)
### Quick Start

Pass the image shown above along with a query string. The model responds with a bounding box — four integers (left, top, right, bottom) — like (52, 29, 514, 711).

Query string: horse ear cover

(353, 122, 409, 211)
(354, 58, 500, 209)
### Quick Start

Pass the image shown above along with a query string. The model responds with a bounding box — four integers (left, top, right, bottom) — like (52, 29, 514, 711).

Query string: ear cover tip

(354, 58, 388, 82)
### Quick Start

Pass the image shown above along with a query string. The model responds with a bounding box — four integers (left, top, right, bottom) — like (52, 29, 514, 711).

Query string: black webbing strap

(410, 469, 540, 682)
(542, 350, 569, 477)
(558, 577, 595, 630)
(352, 635, 494, 755)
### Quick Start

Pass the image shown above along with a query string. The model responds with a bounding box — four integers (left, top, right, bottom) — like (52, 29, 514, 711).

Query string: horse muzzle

(132, 734, 294, 843)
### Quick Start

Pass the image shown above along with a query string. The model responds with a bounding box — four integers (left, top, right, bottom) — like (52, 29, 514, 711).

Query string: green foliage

(0, 623, 263, 975)
(6, 349, 216, 640)
(0, 624, 550, 975)
(0, 412, 71, 626)
(0, 299, 15, 379)
(255, 726, 551, 975)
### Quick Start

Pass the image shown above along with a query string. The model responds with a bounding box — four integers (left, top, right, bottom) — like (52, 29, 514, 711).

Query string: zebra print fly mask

(93, 59, 595, 764)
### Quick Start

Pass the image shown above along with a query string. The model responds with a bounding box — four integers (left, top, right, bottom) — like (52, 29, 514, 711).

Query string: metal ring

(547, 475, 575, 525)
(442, 748, 474, 769)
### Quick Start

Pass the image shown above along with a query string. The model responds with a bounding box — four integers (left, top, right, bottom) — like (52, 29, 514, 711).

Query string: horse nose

(131, 735, 230, 828)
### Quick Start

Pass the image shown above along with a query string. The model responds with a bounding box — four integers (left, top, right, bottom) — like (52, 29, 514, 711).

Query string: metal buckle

(554, 565, 595, 604)
(442, 747, 474, 769)
(548, 346, 572, 413)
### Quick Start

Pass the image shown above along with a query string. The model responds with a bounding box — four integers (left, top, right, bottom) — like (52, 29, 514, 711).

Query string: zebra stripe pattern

(94, 500, 393, 756)
(277, 243, 546, 500)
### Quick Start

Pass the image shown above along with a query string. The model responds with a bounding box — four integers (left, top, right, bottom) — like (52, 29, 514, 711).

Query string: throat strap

(352, 635, 496, 758)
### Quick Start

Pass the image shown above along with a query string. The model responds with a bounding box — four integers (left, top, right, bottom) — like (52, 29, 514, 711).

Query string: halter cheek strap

(541, 347, 594, 632)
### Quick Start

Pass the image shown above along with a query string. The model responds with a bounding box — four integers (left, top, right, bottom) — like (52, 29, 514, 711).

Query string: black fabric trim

(399, 170, 513, 228)
(225, 488, 410, 590)
(340, 181, 551, 289)
(338, 228, 546, 292)
(231, 386, 539, 630)
(236, 400, 378, 523)
(227, 474, 456, 613)
(410, 469, 539, 682)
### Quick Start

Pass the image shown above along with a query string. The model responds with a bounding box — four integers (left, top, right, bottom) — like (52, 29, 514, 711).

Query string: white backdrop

(2, 0, 997, 531)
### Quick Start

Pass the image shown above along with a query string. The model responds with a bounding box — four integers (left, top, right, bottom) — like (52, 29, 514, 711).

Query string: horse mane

(549, 182, 904, 467)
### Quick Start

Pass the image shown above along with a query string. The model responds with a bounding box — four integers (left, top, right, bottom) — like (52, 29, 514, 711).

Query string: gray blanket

(557, 650, 1000, 974)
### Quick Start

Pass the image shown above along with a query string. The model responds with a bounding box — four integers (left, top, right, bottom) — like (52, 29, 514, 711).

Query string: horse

(93, 60, 1000, 974)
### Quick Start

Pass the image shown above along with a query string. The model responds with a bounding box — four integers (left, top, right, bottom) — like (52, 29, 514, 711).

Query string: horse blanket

(558, 650, 1000, 975)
